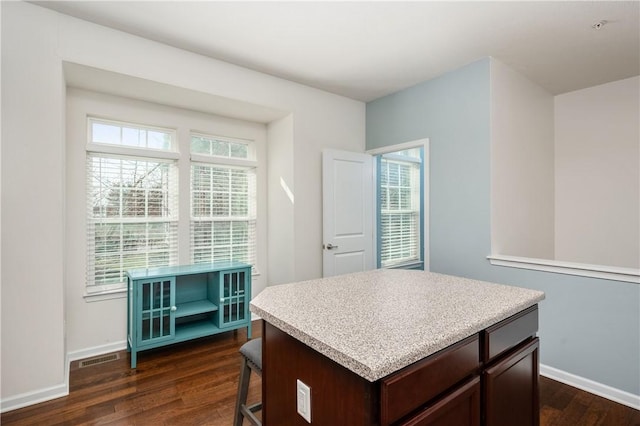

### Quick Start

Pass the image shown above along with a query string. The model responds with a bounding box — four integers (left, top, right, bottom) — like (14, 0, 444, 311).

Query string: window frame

(190, 131, 256, 162)
(378, 152, 422, 268)
(368, 139, 430, 271)
(86, 119, 180, 296)
(189, 132, 258, 271)
(88, 117, 179, 159)
(86, 153, 180, 285)
(84, 118, 260, 300)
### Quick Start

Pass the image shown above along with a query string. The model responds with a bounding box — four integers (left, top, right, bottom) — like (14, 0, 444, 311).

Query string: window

(86, 122, 259, 291)
(377, 148, 423, 268)
(190, 134, 257, 267)
(91, 120, 172, 150)
(191, 134, 249, 159)
(86, 119, 178, 289)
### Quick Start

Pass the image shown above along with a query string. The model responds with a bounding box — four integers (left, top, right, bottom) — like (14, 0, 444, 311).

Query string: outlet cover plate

(296, 379, 312, 423)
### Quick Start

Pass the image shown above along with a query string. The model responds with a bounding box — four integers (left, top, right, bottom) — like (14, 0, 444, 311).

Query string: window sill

(383, 260, 424, 270)
(84, 286, 127, 302)
(487, 255, 639, 284)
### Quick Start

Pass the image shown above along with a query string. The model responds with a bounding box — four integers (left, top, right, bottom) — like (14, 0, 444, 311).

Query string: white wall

(490, 60, 639, 272)
(292, 102, 367, 281)
(1, 1, 364, 409)
(490, 59, 555, 259)
(267, 114, 295, 285)
(1, 2, 67, 401)
(555, 76, 640, 268)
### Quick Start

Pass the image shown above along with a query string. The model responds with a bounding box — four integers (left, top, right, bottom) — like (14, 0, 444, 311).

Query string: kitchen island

(250, 269, 545, 425)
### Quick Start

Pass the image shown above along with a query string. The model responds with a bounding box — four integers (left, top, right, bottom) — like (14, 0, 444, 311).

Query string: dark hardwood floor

(1, 323, 262, 426)
(2, 321, 638, 425)
(539, 373, 640, 426)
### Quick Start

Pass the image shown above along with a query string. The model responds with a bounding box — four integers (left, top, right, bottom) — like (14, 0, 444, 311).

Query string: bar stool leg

(234, 357, 251, 426)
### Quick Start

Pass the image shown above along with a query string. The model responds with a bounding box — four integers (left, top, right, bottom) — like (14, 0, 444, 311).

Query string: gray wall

(366, 58, 640, 396)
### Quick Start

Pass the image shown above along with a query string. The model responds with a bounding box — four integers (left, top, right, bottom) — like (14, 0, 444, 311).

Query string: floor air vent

(79, 353, 120, 368)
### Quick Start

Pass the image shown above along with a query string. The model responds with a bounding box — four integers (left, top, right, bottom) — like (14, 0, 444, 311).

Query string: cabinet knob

(170, 306, 177, 312)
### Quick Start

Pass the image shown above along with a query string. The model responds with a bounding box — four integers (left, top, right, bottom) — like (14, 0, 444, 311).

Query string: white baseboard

(1, 341, 127, 413)
(67, 340, 127, 363)
(541, 364, 640, 410)
(0, 383, 68, 413)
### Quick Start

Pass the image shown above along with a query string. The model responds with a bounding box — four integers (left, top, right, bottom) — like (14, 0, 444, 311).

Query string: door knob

(325, 243, 339, 250)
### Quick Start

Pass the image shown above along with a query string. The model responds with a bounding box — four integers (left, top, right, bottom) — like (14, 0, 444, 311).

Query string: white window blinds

(86, 154, 179, 286)
(190, 134, 257, 269)
(86, 119, 178, 288)
(379, 154, 421, 268)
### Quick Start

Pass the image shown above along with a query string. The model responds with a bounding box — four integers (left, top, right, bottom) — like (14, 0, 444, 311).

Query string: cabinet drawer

(482, 305, 538, 362)
(399, 376, 481, 426)
(380, 334, 480, 425)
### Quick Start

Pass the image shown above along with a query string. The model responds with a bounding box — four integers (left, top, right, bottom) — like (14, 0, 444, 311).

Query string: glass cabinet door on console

(218, 269, 249, 328)
(136, 278, 175, 346)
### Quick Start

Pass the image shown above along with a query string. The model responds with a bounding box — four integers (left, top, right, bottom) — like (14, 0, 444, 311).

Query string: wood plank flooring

(539, 374, 640, 426)
(2, 321, 638, 425)
(2, 324, 262, 426)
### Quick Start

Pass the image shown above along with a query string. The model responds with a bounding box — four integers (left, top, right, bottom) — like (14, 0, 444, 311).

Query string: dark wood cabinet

(263, 322, 377, 425)
(262, 304, 539, 426)
(483, 338, 539, 426)
(481, 304, 540, 426)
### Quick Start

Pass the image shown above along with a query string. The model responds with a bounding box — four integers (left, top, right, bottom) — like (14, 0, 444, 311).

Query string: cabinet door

(218, 268, 249, 328)
(399, 376, 481, 426)
(137, 277, 175, 346)
(483, 338, 539, 426)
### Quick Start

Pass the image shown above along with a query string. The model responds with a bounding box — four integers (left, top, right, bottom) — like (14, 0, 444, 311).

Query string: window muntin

(191, 134, 251, 160)
(87, 153, 178, 287)
(89, 118, 174, 151)
(379, 151, 422, 268)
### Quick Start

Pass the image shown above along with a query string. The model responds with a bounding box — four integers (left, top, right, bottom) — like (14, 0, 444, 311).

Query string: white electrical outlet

(296, 379, 312, 423)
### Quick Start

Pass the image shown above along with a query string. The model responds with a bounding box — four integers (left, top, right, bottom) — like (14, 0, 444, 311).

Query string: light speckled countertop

(250, 269, 545, 382)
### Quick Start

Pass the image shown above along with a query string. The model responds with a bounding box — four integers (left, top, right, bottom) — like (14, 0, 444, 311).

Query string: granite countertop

(250, 269, 545, 382)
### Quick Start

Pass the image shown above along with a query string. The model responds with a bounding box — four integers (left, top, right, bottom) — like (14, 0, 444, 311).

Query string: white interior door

(322, 149, 374, 277)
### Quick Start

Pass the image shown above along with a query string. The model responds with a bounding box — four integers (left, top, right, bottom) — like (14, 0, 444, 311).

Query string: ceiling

(34, 1, 639, 102)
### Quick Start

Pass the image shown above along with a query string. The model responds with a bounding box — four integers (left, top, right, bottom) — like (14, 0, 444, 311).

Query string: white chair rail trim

(487, 254, 639, 284)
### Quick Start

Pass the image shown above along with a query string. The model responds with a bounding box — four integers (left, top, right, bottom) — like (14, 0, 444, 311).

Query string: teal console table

(126, 262, 252, 368)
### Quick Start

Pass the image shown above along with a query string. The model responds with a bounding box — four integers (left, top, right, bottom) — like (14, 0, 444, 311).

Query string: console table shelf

(127, 261, 252, 368)
(175, 300, 218, 318)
